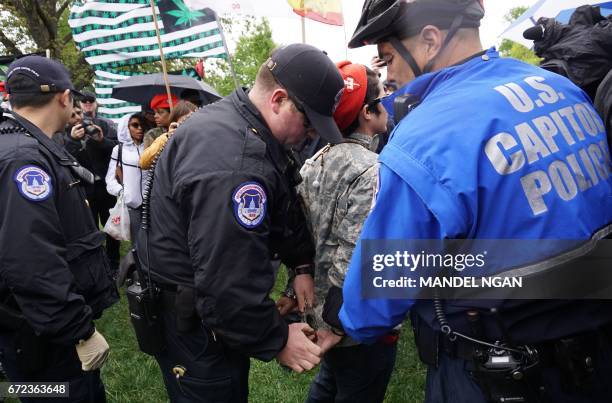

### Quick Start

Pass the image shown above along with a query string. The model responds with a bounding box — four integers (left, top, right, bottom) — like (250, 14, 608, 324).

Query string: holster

(411, 313, 439, 367)
(174, 285, 198, 334)
(550, 333, 600, 394)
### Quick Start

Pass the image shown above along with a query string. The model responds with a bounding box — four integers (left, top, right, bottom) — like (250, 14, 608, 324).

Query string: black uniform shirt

(147, 88, 315, 361)
(0, 112, 117, 345)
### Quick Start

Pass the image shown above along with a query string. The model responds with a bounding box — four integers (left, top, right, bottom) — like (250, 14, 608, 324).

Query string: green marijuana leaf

(166, 0, 206, 27)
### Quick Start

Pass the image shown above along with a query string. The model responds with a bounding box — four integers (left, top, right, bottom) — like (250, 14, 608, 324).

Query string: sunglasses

(81, 99, 96, 104)
(288, 95, 312, 130)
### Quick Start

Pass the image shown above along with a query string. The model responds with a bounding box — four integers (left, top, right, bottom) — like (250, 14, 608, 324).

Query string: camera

(81, 118, 100, 137)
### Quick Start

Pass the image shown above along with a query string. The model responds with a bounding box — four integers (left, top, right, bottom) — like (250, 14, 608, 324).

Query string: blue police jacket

(339, 48, 612, 344)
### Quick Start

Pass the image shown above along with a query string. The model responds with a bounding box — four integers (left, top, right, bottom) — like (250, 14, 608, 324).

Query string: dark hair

(342, 67, 382, 137)
(180, 89, 202, 107)
(129, 112, 153, 134)
(168, 100, 198, 124)
(8, 74, 59, 109)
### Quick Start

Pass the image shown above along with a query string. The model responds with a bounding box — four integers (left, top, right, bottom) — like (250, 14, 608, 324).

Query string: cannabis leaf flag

(287, 0, 344, 26)
(69, 0, 226, 69)
(93, 69, 144, 122)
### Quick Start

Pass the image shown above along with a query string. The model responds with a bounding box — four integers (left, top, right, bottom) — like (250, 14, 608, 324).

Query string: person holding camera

(79, 91, 117, 140)
(65, 97, 120, 276)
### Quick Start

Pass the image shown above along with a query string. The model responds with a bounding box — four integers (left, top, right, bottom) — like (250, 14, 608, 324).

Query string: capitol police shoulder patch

(14, 165, 53, 202)
(232, 181, 267, 229)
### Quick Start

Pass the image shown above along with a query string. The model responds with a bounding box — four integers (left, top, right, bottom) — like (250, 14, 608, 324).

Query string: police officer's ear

(418, 25, 445, 61)
(58, 89, 73, 109)
(269, 88, 289, 115)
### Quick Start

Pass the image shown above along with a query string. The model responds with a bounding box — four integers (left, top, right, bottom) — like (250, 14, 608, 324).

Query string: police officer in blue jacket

(340, 1, 612, 402)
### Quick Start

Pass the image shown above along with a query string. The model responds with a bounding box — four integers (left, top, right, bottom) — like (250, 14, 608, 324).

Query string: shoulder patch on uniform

(232, 181, 267, 229)
(13, 165, 53, 202)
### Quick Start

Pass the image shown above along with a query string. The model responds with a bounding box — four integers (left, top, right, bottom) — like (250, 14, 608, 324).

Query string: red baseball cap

(333, 61, 367, 131)
(150, 93, 178, 110)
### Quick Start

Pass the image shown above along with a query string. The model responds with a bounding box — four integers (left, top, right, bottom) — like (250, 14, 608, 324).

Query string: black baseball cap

(6, 55, 83, 97)
(80, 91, 97, 103)
(265, 44, 344, 144)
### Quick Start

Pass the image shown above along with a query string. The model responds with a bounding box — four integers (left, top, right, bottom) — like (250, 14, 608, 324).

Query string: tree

(0, 1, 71, 58)
(0, 1, 94, 88)
(499, 6, 541, 65)
(205, 17, 277, 96)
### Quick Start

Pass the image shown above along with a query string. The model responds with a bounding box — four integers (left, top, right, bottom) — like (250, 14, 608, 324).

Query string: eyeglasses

(129, 122, 142, 129)
(288, 95, 312, 130)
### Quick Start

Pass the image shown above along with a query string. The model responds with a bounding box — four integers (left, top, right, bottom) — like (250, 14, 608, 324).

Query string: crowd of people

(0, 0, 611, 402)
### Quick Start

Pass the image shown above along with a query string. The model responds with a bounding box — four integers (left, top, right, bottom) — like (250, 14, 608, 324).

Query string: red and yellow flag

(287, 0, 344, 26)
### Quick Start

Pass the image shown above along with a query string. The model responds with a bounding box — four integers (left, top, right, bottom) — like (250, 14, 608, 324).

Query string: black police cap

(264, 44, 344, 144)
(6, 55, 83, 97)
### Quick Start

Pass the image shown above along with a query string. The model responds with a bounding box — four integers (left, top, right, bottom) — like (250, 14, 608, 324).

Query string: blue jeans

(306, 341, 397, 403)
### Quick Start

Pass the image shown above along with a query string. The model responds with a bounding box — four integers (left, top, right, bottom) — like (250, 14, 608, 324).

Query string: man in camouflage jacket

(297, 61, 398, 403)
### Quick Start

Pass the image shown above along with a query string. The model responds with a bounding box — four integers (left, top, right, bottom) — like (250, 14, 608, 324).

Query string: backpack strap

(116, 143, 123, 168)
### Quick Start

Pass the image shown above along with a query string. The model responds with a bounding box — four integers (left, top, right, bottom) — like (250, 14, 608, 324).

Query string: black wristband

(293, 264, 314, 276)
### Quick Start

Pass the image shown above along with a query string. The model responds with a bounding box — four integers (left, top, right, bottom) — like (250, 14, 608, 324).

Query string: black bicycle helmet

(349, 0, 484, 77)
(349, 0, 485, 48)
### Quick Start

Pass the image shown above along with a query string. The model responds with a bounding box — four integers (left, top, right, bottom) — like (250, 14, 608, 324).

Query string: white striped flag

(93, 69, 143, 122)
(68, 0, 227, 69)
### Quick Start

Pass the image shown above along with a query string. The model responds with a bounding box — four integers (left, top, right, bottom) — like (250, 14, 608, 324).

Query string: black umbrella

(111, 73, 221, 106)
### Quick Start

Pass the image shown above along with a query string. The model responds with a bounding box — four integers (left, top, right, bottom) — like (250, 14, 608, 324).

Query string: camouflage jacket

(298, 132, 378, 342)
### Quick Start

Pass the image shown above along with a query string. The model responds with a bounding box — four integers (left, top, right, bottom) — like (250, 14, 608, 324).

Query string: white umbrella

(499, 0, 612, 47)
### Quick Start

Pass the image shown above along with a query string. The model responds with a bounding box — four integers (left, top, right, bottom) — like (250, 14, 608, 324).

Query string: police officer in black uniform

(141, 44, 345, 402)
(0, 56, 118, 402)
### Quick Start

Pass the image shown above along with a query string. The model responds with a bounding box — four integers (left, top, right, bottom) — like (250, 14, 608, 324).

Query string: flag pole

(217, 15, 240, 89)
(149, 0, 174, 112)
(300, 0, 306, 43)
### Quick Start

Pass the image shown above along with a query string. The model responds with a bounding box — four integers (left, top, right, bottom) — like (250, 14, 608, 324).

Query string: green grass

(94, 243, 426, 402)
